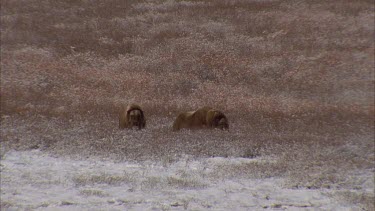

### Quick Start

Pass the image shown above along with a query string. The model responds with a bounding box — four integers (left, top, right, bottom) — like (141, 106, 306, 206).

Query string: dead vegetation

(1, 0, 374, 209)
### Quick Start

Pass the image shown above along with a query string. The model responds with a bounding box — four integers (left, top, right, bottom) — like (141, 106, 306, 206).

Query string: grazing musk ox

(173, 106, 229, 131)
(119, 104, 146, 130)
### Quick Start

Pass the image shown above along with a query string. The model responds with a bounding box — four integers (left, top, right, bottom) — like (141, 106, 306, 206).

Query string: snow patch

(1, 150, 356, 210)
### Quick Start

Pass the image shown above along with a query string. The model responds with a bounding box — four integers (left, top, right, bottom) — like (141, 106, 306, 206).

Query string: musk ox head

(119, 104, 146, 130)
(206, 109, 229, 130)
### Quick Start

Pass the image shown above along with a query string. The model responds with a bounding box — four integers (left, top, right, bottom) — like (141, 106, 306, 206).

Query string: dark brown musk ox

(172, 106, 229, 131)
(119, 104, 146, 130)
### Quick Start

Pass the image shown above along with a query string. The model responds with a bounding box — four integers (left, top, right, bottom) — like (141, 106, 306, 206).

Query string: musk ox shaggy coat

(173, 106, 229, 131)
(119, 104, 146, 130)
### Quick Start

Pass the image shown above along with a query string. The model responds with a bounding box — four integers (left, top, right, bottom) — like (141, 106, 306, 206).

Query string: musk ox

(119, 104, 146, 130)
(172, 106, 229, 131)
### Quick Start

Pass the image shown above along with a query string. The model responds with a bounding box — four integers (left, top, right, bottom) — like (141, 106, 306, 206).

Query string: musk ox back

(173, 106, 229, 131)
(119, 104, 146, 130)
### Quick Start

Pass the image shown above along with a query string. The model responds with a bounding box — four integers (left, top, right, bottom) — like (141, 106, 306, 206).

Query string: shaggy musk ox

(173, 106, 229, 131)
(119, 104, 146, 130)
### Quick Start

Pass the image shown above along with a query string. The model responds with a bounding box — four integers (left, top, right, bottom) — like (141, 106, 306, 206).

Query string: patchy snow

(0, 150, 357, 210)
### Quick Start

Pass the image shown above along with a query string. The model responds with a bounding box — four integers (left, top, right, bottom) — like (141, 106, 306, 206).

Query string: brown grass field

(1, 0, 374, 209)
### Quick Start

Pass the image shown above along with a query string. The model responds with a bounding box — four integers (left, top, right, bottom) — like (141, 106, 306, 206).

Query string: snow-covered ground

(0, 150, 362, 210)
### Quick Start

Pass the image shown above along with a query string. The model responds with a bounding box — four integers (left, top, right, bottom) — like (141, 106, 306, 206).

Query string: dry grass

(79, 189, 109, 197)
(166, 176, 207, 189)
(140, 175, 207, 190)
(1, 0, 374, 209)
(332, 190, 375, 211)
(72, 168, 207, 191)
(72, 172, 135, 186)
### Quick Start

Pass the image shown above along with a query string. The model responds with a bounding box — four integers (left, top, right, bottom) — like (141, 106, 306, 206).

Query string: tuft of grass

(80, 189, 109, 197)
(0, 201, 14, 209)
(60, 201, 75, 206)
(140, 176, 165, 189)
(331, 191, 375, 211)
(166, 176, 207, 189)
(139, 174, 207, 190)
(72, 172, 134, 186)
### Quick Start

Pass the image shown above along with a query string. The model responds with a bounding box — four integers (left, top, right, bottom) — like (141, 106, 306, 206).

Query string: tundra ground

(1, 0, 374, 210)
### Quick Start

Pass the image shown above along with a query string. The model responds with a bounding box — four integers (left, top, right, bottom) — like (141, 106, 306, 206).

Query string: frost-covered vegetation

(2, 150, 373, 210)
(1, 0, 374, 210)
